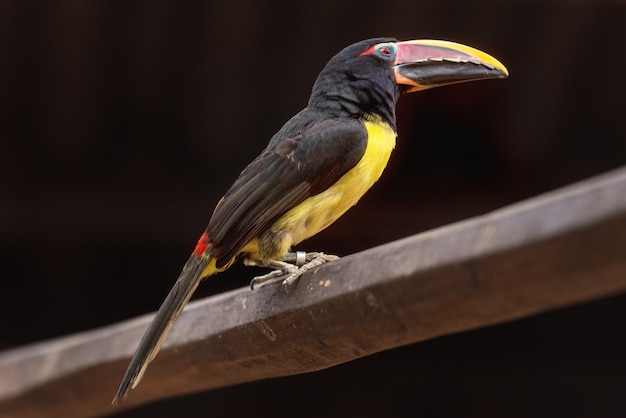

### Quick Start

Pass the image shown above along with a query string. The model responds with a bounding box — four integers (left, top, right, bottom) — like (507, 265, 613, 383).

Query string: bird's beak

(394, 39, 508, 93)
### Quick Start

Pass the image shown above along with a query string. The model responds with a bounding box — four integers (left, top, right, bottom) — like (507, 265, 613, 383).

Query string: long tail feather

(112, 254, 214, 405)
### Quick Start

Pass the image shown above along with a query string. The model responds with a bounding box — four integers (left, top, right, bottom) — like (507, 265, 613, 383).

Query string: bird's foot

(250, 252, 339, 291)
(280, 252, 339, 290)
(249, 260, 297, 290)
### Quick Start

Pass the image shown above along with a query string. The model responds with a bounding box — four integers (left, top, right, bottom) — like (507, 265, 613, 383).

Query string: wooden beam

(2, 167, 626, 418)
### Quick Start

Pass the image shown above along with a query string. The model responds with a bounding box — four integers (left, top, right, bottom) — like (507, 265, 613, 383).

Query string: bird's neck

(308, 77, 398, 131)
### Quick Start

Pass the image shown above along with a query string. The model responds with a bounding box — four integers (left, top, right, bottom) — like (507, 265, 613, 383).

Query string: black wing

(207, 116, 368, 265)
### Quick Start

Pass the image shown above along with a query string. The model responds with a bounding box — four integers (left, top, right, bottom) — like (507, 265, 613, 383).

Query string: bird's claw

(250, 252, 339, 291)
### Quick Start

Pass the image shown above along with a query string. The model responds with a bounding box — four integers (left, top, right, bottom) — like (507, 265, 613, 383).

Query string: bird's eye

(375, 43, 396, 60)
(379, 46, 392, 56)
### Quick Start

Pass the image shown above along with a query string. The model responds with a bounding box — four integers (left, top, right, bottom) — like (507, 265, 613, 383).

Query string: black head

(308, 37, 401, 129)
(307, 37, 508, 130)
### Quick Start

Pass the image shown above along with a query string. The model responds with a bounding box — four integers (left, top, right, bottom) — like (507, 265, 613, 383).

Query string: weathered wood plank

(2, 167, 626, 418)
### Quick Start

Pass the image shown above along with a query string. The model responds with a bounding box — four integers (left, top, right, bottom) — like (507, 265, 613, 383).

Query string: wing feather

(208, 116, 367, 264)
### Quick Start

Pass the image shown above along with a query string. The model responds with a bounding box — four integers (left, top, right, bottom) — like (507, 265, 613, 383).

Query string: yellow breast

(270, 116, 396, 252)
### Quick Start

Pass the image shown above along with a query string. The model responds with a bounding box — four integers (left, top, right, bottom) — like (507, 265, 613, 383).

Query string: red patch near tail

(192, 232, 210, 256)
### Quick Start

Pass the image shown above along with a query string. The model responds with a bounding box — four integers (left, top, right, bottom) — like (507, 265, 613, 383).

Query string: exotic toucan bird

(113, 37, 508, 404)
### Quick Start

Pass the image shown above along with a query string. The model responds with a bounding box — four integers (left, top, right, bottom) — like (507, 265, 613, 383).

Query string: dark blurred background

(1, 0, 626, 417)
